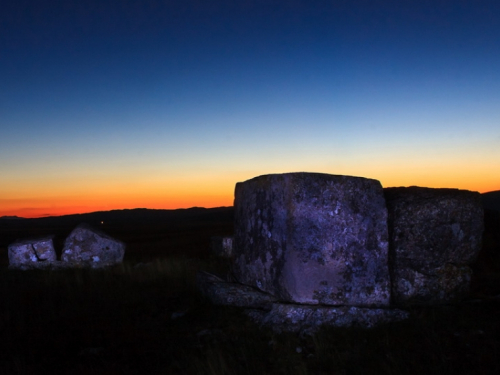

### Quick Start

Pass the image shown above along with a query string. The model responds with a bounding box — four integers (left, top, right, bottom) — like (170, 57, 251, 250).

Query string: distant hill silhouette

(1, 207, 232, 224)
(0, 207, 234, 251)
(482, 190, 500, 212)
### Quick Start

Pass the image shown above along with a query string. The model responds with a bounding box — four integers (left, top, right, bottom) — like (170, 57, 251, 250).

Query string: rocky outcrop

(8, 236, 57, 270)
(199, 173, 486, 332)
(232, 173, 390, 307)
(384, 187, 484, 305)
(61, 224, 125, 268)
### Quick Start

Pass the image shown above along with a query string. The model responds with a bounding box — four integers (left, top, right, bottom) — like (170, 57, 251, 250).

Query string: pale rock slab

(196, 271, 277, 309)
(384, 187, 484, 305)
(197, 271, 408, 332)
(61, 223, 125, 268)
(246, 304, 409, 334)
(233, 173, 390, 307)
(8, 236, 56, 270)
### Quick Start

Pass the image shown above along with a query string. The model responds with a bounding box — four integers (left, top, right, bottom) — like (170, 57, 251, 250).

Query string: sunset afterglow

(1, 1, 499, 218)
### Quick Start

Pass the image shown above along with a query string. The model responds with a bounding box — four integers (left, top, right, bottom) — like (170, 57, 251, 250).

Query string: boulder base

(197, 271, 408, 333)
(233, 173, 390, 306)
(384, 187, 484, 305)
(61, 224, 125, 267)
(247, 304, 409, 334)
(197, 271, 277, 309)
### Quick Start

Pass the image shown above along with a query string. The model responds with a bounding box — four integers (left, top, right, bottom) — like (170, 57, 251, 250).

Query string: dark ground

(0, 205, 499, 374)
(0, 207, 235, 265)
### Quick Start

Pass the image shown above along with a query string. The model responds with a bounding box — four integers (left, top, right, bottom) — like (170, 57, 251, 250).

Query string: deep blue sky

(1, 1, 499, 217)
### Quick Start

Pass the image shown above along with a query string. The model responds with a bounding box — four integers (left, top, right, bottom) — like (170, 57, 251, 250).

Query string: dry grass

(0, 254, 499, 375)
(0, 208, 499, 374)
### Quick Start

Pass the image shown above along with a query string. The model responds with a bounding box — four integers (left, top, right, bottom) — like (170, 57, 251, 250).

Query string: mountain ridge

(482, 190, 500, 212)
(0, 206, 232, 221)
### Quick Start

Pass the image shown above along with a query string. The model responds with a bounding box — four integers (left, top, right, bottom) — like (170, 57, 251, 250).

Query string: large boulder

(384, 187, 484, 305)
(8, 236, 57, 270)
(61, 224, 125, 268)
(232, 173, 390, 307)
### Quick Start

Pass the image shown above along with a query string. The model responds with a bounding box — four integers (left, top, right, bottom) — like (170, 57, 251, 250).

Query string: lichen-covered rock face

(233, 173, 390, 307)
(384, 187, 484, 305)
(8, 236, 56, 269)
(61, 224, 125, 267)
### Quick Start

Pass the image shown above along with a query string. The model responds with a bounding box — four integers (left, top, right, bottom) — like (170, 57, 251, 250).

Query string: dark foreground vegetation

(0, 207, 499, 375)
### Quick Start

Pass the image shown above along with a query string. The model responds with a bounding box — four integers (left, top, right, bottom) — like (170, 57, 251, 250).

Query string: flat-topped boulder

(8, 236, 57, 270)
(384, 187, 484, 305)
(232, 173, 390, 307)
(61, 223, 125, 268)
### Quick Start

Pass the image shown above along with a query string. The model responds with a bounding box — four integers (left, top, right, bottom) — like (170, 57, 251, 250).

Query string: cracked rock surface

(8, 236, 56, 269)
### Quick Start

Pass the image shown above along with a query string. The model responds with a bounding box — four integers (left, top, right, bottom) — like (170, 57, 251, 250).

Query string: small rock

(61, 223, 125, 268)
(171, 309, 189, 320)
(210, 236, 233, 258)
(8, 236, 56, 270)
(78, 347, 105, 356)
(196, 271, 278, 309)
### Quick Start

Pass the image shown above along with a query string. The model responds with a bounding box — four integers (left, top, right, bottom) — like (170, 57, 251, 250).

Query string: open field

(1, 207, 499, 374)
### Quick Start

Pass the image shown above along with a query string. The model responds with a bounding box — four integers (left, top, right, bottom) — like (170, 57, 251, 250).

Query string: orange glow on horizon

(2, 163, 498, 219)
(2, 179, 498, 219)
(0, 193, 235, 219)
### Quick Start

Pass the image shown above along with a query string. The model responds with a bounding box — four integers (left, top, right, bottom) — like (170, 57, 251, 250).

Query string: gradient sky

(1, 1, 499, 218)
